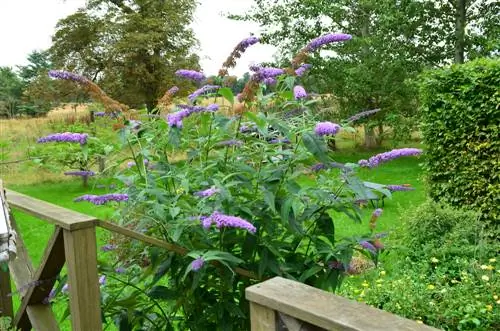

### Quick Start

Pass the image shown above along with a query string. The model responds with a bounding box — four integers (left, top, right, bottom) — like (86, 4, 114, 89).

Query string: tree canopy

(50, 0, 200, 112)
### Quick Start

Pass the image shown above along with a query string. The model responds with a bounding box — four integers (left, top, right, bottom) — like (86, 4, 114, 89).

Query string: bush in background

(419, 58, 500, 234)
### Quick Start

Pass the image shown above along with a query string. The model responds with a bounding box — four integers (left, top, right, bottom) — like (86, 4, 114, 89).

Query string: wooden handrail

(246, 277, 438, 331)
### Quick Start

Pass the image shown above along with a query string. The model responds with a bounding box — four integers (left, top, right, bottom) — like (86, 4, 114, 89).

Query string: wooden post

(250, 302, 276, 331)
(0, 265, 13, 320)
(63, 227, 102, 331)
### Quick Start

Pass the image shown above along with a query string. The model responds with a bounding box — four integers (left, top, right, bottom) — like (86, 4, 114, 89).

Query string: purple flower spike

(188, 85, 220, 101)
(37, 132, 88, 145)
(166, 109, 191, 128)
(358, 148, 423, 168)
(175, 69, 205, 82)
(249, 63, 262, 72)
(253, 68, 285, 82)
(101, 244, 117, 252)
(191, 257, 205, 271)
(210, 211, 256, 233)
(64, 170, 95, 177)
(240, 36, 259, 48)
(74, 193, 129, 205)
(346, 108, 381, 123)
(314, 122, 341, 136)
(269, 138, 291, 144)
(360, 240, 377, 253)
(218, 139, 243, 147)
(115, 267, 126, 274)
(48, 70, 88, 84)
(295, 64, 312, 76)
(200, 216, 212, 229)
(293, 85, 307, 100)
(94, 111, 106, 117)
(306, 33, 352, 51)
(386, 185, 415, 192)
(194, 187, 220, 198)
(206, 104, 219, 112)
(167, 86, 179, 95)
(372, 208, 383, 218)
(99, 275, 106, 286)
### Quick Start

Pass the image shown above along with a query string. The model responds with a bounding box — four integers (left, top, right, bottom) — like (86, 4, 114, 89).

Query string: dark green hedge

(419, 57, 500, 233)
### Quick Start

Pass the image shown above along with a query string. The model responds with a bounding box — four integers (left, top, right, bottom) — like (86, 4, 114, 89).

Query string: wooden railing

(246, 277, 438, 331)
(1, 181, 438, 331)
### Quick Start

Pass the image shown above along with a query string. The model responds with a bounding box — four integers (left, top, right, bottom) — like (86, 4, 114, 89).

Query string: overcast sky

(0, 0, 276, 76)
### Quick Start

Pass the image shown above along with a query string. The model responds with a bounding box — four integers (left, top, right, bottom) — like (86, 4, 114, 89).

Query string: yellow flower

(380, 270, 386, 276)
(489, 258, 496, 263)
(427, 284, 435, 290)
(485, 305, 493, 312)
(362, 281, 369, 287)
(482, 275, 490, 282)
(486, 265, 494, 270)
(430, 257, 439, 263)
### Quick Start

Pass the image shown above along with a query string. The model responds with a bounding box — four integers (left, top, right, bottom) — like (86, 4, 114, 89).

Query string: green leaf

(147, 285, 176, 300)
(218, 87, 234, 105)
(263, 189, 276, 213)
(302, 132, 330, 164)
(299, 265, 323, 282)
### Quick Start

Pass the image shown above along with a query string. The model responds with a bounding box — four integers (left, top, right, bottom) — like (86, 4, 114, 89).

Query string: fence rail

(1, 182, 438, 331)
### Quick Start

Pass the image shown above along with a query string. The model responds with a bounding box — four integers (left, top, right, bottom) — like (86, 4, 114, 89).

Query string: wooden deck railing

(1, 181, 438, 331)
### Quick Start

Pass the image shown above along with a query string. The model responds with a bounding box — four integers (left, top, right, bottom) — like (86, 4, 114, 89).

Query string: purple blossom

(253, 68, 285, 82)
(115, 267, 126, 274)
(293, 85, 307, 100)
(175, 69, 205, 82)
(200, 216, 212, 229)
(43, 288, 57, 304)
(239, 36, 259, 48)
(360, 240, 377, 253)
(249, 63, 262, 72)
(218, 139, 243, 147)
(328, 260, 345, 270)
(306, 33, 352, 51)
(127, 159, 149, 168)
(191, 257, 205, 271)
(64, 170, 95, 177)
(166, 104, 218, 128)
(295, 64, 312, 76)
(269, 138, 291, 144)
(239, 123, 256, 133)
(94, 111, 106, 117)
(386, 185, 415, 192)
(74, 193, 129, 205)
(314, 122, 341, 136)
(263, 77, 277, 86)
(206, 104, 219, 112)
(209, 211, 257, 233)
(101, 244, 117, 252)
(346, 108, 381, 123)
(37, 132, 88, 145)
(188, 85, 220, 101)
(167, 86, 179, 95)
(48, 70, 88, 84)
(358, 148, 423, 168)
(194, 187, 220, 197)
(372, 208, 383, 218)
(99, 275, 106, 285)
(61, 283, 69, 293)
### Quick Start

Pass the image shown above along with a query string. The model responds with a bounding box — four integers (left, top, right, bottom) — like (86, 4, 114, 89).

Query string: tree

(50, 0, 200, 113)
(0, 67, 23, 117)
(17, 50, 51, 83)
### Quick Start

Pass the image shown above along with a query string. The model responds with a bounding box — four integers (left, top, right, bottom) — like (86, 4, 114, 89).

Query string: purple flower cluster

(346, 108, 381, 123)
(253, 68, 285, 82)
(166, 104, 219, 128)
(306, 33, 352, 51)
(359, 240, 377, 253)
(188, 85, 220, 101)
(201, 211, 256, 233)
(358, 148, 423, 168)
(37, 132, 88, 145)
(249, 63, 262, 72)
(94, 111, 106, 117)
(175, 69, 205, 82)
(99, 275, 106, 285)
(74, 193, 129, 205)
(295, 64, 312, 76)
(239, 36, 259, 49)
(48, 70, 88, 84)
(194, 187, 220, 197)
(386, 184, 415, 192)
(314, 122, 341, 136)
(263, 77, 277, 86)
(127, 159, 149, 168)
(191, 257, 205, 271)
(101, 244, 117, 252)
(239, 123, 257, 133)
(293, 85, 307, 100)
(64, 170, 95, 177)
(218, 139, 243, 147)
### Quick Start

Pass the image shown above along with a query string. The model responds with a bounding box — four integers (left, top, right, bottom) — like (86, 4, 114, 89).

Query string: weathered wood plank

(63, 227, 102, 331)
(14, 227, 65, 330)
(3, 190, 60, 331)
(251, 302, 277, 331)
(0, 267, 13, 320)
(6, 190, 97, 230)
(246, 277, 438, 331)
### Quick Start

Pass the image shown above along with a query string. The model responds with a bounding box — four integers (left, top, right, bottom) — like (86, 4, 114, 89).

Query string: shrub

(419, 58, 500, 234)
(340, 201, 500, 331)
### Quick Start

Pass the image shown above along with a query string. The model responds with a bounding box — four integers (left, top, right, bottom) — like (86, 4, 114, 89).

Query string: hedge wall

(419, 57, 499, 233)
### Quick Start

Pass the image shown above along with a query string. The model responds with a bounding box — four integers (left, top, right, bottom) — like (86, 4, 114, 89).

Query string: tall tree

(0, 67, 23, 117)
(50, 0, 200, 113)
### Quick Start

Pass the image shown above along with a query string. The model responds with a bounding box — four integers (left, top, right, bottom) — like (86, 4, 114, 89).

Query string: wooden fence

(0, 181, 438, 330)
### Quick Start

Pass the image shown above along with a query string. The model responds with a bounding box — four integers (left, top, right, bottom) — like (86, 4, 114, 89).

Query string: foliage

(340, 201, 499, 330)
(419, 57, 500, 234)
(50, 0, 200, 112)
(0, 67, 23, 117)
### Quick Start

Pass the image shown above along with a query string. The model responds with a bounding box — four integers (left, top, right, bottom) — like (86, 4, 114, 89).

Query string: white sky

(0, 0, 276, 76)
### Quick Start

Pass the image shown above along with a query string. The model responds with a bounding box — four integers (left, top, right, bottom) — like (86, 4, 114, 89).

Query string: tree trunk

(454, 0, 466, 64)
(364, 125, 378, 149)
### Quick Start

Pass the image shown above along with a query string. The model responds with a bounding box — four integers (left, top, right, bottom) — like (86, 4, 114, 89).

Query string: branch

(108, 0, 134, 14)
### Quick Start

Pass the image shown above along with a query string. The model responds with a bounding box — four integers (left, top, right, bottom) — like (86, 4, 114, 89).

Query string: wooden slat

(246, 277, 438, 331)
(14, 227, 65, 330)
(6, 190, 97, 230)
(0, 267, 13, 319)
(250, 302, 277, 331)
(4, 192, 60, 331)
(63, 227, 102, 331)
